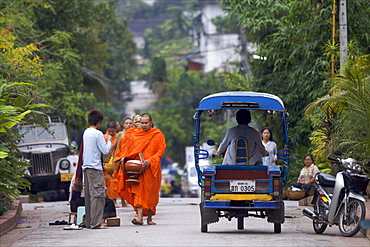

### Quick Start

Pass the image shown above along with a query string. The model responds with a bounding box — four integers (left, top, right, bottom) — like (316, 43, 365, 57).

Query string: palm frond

(81, 66, 110, 102)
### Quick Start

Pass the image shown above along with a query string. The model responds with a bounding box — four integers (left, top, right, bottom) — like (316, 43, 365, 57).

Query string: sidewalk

(361, 198, 370, 239)
(0, 200, 22, 238)
(0, 200, 43, 247)
(0, 200, 131, 247)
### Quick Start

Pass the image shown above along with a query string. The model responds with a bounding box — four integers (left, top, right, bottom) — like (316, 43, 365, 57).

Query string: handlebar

(327, 157, 337, 162)
(328, 156, 365, 174)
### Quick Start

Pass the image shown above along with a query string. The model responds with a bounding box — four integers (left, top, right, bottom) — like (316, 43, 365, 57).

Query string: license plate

(60, 173, 74, 182)
(230, 180, 255, 192)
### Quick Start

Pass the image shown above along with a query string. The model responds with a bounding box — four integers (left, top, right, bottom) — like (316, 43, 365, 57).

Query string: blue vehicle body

(193, 91, 290, 233)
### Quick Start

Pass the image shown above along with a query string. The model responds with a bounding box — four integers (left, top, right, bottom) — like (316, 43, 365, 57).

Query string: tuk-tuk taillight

(203, 168, 215, 198)
(273, 178, 281, 197)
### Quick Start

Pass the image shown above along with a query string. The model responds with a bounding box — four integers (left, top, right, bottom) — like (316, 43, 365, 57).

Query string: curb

(360, 199, 370, 240)
(0, 200, 22, 238)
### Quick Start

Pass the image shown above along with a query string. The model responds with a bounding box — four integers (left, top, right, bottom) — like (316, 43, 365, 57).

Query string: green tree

(2, 0, 137, 131)
(148, 56, 167, 93)
(0, 24, 48, 213)
(305, 55, 370, 172)
(219, 0, 370, 164)
(212, 15, 239, 34)
(151, 68, 225, 165)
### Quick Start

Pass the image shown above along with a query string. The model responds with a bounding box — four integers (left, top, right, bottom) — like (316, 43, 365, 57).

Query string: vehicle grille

(30, 153, 54, 176)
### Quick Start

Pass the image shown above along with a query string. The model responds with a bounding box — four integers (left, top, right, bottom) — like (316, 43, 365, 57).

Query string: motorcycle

(303, 151, 369, 237)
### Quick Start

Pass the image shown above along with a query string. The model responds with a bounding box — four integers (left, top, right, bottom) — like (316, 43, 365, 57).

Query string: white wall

(198, 2, 241, 73)
(202, 34, 241, 73)
(201, 4, 226, 34)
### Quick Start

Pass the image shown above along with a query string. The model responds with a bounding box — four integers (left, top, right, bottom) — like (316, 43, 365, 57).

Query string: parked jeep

(17, 116, 78, 197)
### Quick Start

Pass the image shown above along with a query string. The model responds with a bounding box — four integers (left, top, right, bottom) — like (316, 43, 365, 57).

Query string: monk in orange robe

(113, 114, 141, 202)
(103, 121, 120, 204)
(114, 113, 166, 225)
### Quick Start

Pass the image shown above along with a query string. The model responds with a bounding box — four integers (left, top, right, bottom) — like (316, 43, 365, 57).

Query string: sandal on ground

(63, 224, 83, 230)
(91, 225, 108, 229)
(131, 218, 143, 225)
(50, 220, 68, 225)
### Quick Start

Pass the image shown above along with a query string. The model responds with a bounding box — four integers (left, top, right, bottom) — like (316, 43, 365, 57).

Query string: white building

(180, 0, 243, 73)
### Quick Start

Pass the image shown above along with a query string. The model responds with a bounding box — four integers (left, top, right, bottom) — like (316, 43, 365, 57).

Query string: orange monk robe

(113, 126, 139, 197)
(114, 126, 139, 162)
(104, 132, 120, 199)
(115, 128, 166, 216)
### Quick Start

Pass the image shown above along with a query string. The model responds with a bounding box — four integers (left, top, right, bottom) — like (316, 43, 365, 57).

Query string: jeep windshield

(19, 124, 67, 143)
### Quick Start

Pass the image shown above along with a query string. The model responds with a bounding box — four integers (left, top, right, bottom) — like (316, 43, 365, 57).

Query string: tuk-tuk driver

(212, 109, 269, 165)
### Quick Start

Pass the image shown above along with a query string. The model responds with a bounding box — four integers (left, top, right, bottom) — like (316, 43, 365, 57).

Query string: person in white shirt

(82, 109, 112, 229)
(261, 127, 278, 166)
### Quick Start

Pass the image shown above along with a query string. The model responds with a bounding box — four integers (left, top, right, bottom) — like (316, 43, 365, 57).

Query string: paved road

(2, 198, 369, 247)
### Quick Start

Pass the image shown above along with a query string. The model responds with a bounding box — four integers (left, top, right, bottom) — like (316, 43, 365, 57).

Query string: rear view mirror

(207, 109, 222, 115)
(261, 110, 276, 115)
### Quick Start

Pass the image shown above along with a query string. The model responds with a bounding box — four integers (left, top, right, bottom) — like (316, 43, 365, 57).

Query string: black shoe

(79, 222, 87, 228)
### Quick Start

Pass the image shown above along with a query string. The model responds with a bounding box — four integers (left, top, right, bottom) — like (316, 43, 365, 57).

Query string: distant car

(181, 160, 212, 198)
(161, 168, 183, 197)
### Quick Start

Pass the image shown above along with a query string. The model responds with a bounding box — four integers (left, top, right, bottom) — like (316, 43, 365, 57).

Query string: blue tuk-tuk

(193, 91, 290, 233)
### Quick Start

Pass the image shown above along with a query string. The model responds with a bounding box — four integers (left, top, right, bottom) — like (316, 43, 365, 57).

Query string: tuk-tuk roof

(196, 91, 286, 112)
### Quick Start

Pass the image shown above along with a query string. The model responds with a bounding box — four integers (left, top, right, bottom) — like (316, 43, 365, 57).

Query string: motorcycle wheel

(313, 219, 327, 234)
(338, 199, 365, 237)
(313, 202, 328, 234)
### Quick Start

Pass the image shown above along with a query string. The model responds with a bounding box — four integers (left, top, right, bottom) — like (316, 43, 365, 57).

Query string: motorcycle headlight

(352, 163, 363, 173)
(60, 159, 70, 170)
(343, 158, 363, 172)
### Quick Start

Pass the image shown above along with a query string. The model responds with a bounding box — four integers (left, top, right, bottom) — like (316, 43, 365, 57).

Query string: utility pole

(339, 0, 348, 67)
(330, 0, 336, 77)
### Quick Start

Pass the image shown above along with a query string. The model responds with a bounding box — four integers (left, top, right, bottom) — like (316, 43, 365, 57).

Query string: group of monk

(103, 113, 166, 226)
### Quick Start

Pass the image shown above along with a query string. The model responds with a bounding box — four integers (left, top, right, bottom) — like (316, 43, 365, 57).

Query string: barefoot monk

(114, 113, 166, 225)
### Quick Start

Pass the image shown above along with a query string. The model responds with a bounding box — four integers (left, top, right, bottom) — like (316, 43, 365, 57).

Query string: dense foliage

(0, 0, 136, 214)
(219, 0, 370, 179)
(151, 68, 226, 163)
(134, 1, 226, 165)
(306, 55, 370, 173)
(0, 24, 48, 214)
(1, 0, 137, 132)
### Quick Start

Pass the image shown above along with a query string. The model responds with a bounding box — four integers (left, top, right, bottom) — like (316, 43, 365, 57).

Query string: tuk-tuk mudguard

(267, 200, 285, 224)
(203, 200, 281, 209)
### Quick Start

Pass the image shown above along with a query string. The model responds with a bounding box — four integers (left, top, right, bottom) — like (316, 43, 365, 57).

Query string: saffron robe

(104, 132, 120, 199)
(115, 128, 166, 216)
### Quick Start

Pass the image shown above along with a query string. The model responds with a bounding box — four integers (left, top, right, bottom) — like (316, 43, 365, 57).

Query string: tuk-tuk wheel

(201, 224, 208, 232)
(237, 217, 244, 230)
(274, 223, 281, 233)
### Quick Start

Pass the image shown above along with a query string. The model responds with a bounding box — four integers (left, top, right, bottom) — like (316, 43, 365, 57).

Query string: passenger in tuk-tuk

(261, 127, 278, 166)
(212, 109, 269, 165)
